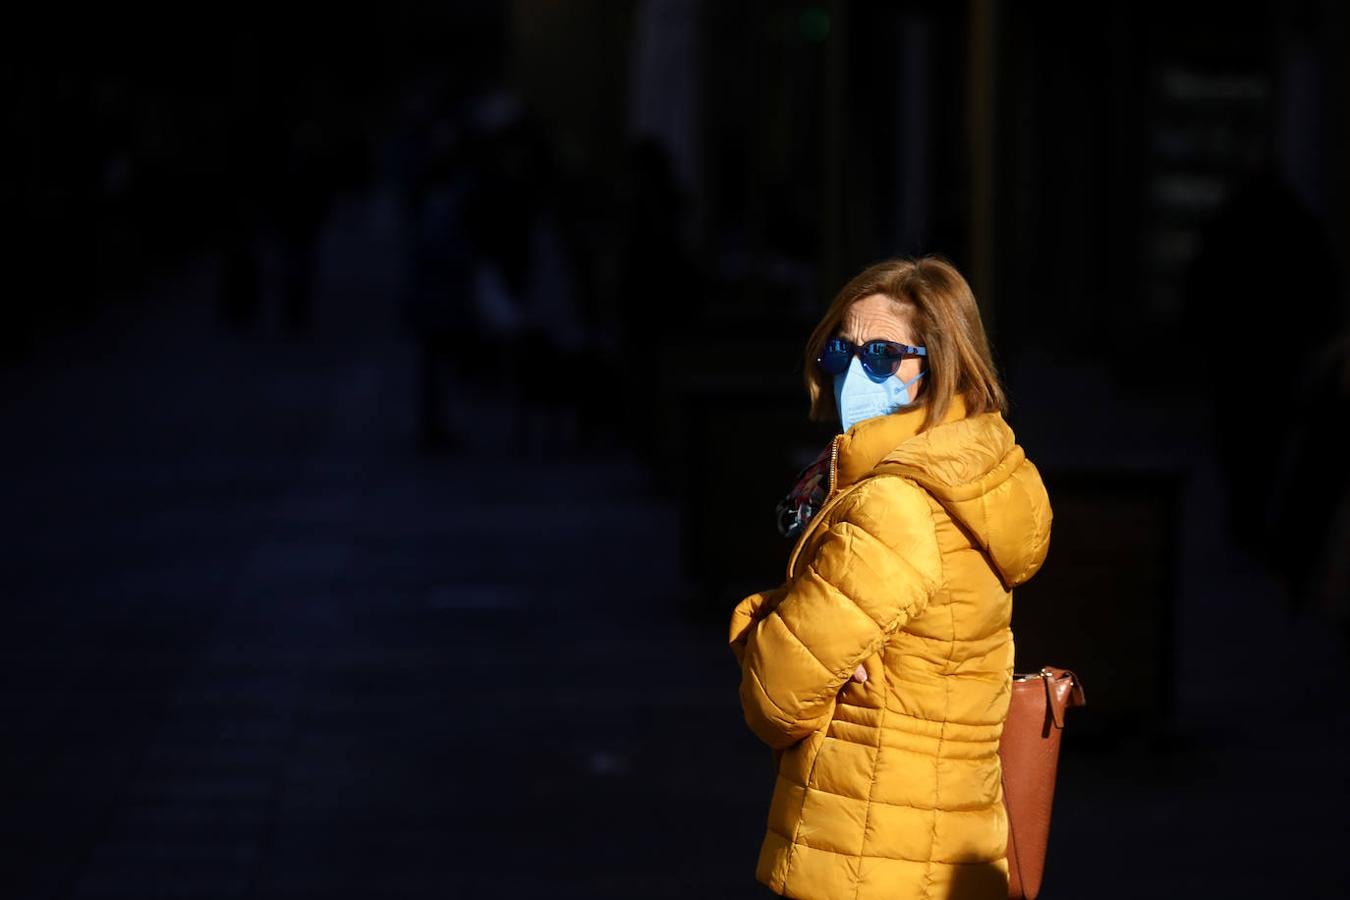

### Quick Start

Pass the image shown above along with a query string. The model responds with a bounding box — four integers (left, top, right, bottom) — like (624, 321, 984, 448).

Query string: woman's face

(837, 293, 924, 393)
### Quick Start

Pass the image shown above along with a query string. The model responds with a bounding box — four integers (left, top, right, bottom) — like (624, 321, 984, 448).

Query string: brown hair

(803, 255, 1007, 431)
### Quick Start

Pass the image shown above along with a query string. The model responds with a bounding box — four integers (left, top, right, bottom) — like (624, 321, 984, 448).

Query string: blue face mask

(833, 354, 926, 434)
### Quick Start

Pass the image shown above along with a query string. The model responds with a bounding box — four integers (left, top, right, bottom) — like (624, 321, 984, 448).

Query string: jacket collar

(831, 394, 970, 492)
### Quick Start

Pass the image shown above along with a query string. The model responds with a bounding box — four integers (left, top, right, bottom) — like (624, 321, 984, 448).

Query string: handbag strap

(1037, 666, 1087, 729)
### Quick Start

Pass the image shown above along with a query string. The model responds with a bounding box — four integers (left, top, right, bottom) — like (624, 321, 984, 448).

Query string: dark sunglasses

(816, 337, 927, 380)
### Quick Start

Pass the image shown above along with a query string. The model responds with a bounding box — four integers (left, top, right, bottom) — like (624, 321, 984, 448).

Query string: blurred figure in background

(614, 136, 690, 346)
(219, 54, 342, 339)
(220, 34, 271, 333)
(514, 158, 586, 456)
(270, 70, 339, 339)
(399, 77, 588, 458)
(608, 136, 697, 456)
(1267, 331, 1350, 645)
(1182, 165, 1346, 635)
(397, 80, 477, 453)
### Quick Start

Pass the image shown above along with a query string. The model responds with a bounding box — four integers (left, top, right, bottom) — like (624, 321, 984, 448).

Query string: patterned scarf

(775, 441, 834, 540)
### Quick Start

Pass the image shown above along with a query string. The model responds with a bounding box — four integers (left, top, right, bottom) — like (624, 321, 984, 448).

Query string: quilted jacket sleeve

(728, 586, 786, 667)
(734, 476, 943, 750)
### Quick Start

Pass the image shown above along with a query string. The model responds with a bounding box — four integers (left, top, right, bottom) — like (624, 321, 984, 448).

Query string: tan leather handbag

(998, 666, 1086, 899)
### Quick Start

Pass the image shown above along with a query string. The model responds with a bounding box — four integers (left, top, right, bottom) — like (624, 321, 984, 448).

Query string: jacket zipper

(827, 433, 841, 497)
(786, 433, 852, 579)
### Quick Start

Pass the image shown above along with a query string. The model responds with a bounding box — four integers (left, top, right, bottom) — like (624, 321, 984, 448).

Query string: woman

(729, 256, 1052, 900)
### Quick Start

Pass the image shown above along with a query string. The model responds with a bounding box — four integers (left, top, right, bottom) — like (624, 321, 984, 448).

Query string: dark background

(3, 2, 1348, 897)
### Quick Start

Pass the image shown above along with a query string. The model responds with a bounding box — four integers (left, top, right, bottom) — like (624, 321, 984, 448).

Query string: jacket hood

(874, 411, 1052, 589)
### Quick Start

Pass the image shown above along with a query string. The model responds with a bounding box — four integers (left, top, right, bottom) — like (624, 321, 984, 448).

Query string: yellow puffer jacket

(729, 395, 1052, 900)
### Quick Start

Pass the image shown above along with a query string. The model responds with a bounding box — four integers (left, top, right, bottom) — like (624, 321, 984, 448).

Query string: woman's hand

(851, 663, 868, 683)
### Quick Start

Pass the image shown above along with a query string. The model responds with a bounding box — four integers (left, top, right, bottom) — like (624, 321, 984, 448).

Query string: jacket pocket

(775, 720, 831, 786)
(835, 650, 885, 709)
(801, 723, 833, 789)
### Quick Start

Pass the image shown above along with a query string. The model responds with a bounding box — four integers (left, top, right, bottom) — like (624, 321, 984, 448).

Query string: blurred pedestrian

(1267, 331, 1350, 642)
(405, 111, 476, 452)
